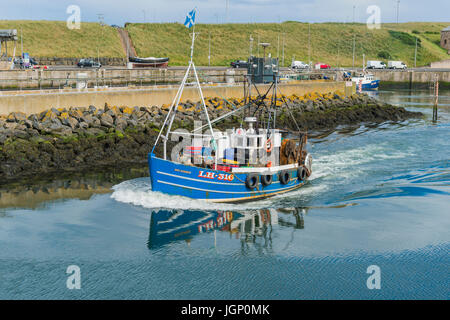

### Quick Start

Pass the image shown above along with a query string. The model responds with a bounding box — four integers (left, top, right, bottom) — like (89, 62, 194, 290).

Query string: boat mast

(151, 9, 216, 158)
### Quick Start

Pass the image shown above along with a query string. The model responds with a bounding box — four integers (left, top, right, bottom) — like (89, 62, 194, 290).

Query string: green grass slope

(0, 20, 125, 58)
(0, 20, 448, 64)
(126, 21, 450, 67)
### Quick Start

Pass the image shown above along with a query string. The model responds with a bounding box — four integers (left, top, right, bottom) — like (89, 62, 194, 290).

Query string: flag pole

(151, 7, 217, 156)
(189, 9, 197, 64)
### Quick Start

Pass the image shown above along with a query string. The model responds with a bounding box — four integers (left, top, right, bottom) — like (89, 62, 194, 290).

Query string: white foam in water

(310, 142, 414, 182)
(111, 178, 274, 210)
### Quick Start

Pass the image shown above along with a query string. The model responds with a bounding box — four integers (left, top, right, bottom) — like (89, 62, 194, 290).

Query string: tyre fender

(279, 170, 291, 185)
(245, 174, 259, 190)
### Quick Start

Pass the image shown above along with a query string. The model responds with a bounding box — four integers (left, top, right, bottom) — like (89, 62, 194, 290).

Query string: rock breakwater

(0, 92, 422, 181)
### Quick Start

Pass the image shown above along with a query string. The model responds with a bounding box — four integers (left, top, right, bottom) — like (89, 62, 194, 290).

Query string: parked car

(77, 59, 102, 68)
(314, 63, 331, 70)
(230, 60, 248, 68)
(366, 60, 386, 69)
(291, 60, 309, 69)
(388, 61, 407, 69)
(32, 64, 48, 70)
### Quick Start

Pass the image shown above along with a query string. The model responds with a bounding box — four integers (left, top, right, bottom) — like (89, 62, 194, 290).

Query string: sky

(1, 0, 449, 25)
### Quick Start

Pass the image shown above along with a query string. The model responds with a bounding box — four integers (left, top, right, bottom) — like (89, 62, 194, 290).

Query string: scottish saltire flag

(184, 8, 196, 28)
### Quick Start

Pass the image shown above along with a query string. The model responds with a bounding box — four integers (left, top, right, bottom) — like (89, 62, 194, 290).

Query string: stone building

(441, 26, 450, 54)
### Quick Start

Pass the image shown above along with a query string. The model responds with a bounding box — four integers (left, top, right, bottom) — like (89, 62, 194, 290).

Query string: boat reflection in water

(147, 207, 307, 250)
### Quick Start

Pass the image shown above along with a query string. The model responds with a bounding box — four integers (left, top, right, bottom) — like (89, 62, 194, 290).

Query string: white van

(388, 61, 407, 69)
(291, 61, 309, 69)
(366, 60, 386, 69)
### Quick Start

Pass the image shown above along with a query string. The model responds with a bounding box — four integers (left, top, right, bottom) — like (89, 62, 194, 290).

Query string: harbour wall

(2, 68, 450, 91)
(0, 68, 245, 90)
(0, 81, 354, 115)
(372, 70, 450, 89)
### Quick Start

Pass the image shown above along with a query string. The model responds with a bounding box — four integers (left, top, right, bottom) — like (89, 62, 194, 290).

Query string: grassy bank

(0, 20, 448, 65)
(126, 21, 450, 66)
(0, 20, 125, 58)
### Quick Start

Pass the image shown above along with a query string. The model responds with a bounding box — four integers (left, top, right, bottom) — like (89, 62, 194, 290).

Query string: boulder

(86, 128, 103, 136)
(78, 121, 89, 130)
(6, 113, 15, 122)
(41, 109, 59, 123)
(26, 128, 40, 137)
(115, 117, 128, 131)
(100, 113, 114, 128)
(91, 117, 101, 128)
(50, 107, 62, 116)
(127, 119, 138, 127)
(27, 114, 38, 122)
(105, 109, 117, 118)
(48, 118, 64, 132)
(68, 108, 84, 120)
(4, 122, 18, 130)
(12, 129, 29, 139)
(121, 106, 134, 115)
(23, 119, 33, 128)
(305, 100, 315, 112)
(81, 114, 94, 125)
(0, 133, 7, 144)
(88, 105, 97, 114)
(7, 112, 27, 122)
(63, 117, 79, 130)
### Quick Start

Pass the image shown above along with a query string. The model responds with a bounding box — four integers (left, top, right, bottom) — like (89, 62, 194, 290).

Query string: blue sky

(1, 0, 449, 25)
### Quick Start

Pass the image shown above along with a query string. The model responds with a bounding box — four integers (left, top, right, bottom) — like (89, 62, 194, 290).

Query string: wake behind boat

(148, 9, 312, 203)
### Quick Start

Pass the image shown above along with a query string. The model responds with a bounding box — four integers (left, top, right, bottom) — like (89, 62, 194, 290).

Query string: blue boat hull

(148, 153, 306, 203)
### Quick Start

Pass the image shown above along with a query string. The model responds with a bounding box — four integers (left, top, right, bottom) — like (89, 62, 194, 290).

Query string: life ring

(266, 138, 273, 153)
(261, 174, 273, 186)
(245, 174, 259, 190)
(297, 166, 307, 181)
(279, 170, 290, 185)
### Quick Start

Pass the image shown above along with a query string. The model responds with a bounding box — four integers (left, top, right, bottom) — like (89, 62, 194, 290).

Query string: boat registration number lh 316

(198, 170, 234, 181)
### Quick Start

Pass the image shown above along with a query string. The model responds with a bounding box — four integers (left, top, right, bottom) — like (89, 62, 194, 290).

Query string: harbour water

(0, 89, 449, 299)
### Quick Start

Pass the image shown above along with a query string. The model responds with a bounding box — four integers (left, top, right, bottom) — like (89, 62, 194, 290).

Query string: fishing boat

(351, 72, 380, 90)
(129, 56, 169, 68)
(148, 10, 312, 203)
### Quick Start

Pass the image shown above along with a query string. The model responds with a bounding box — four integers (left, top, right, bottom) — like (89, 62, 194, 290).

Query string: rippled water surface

(0, 89, 449, 299)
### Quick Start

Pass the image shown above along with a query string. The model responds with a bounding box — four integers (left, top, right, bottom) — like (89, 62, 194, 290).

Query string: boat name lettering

(174, 169, 191, 174)
(198, 171, 234, 181)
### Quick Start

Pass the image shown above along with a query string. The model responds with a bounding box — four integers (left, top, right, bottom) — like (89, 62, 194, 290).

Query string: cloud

(0, 0, 448, 25)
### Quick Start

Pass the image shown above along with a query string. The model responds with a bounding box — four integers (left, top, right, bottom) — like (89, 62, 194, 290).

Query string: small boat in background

(129, 56, 169, 68)
(352, 73, 380, 90)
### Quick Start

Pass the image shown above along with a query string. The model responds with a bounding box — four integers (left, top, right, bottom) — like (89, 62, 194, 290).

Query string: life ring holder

(266, 138, 273, 153)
